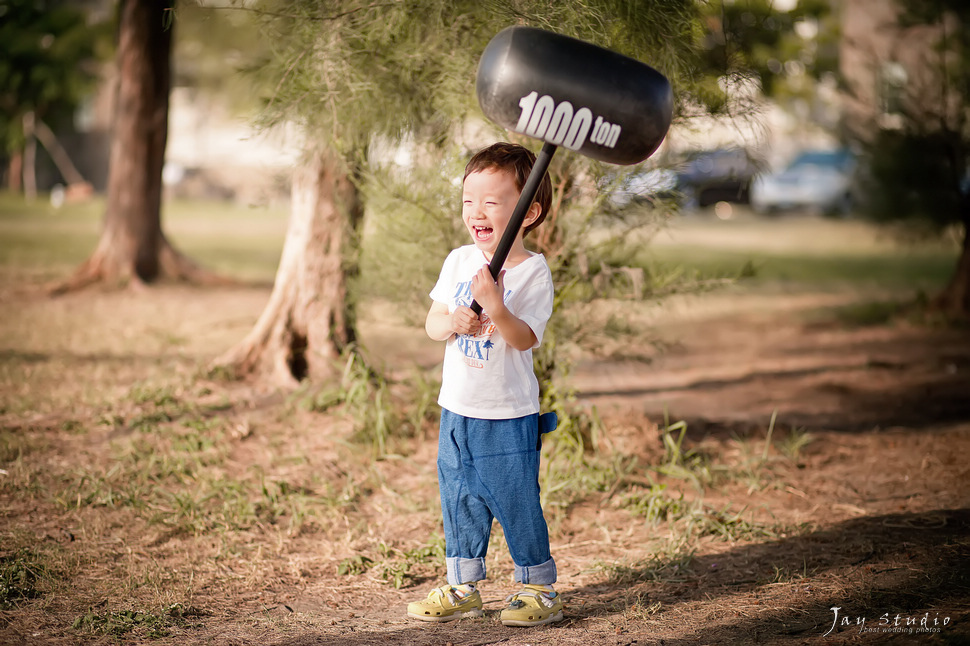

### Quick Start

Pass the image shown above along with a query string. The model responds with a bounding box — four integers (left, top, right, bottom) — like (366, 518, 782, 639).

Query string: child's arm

(426, 301, 481, 340)
(470, 266, 538, 351)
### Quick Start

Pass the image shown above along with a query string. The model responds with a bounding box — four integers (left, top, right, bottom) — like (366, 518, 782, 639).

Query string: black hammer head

(476, 26, 673, 166)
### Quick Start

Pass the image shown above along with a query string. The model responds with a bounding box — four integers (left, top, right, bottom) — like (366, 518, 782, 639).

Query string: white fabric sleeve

(509, 266, 554, 348)
(429, 249, 460, 305)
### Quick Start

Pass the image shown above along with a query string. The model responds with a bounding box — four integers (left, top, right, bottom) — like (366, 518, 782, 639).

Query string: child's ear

(524, 202, 542, 227)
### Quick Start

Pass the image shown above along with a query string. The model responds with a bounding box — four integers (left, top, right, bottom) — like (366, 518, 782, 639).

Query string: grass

(642, 209, 958, 293)
(72, 603, 206, 639)
(1, 192, 958, 293)
(0, 549, 48, 609)
(0, 191, 287, 281)
(335, 539, 446, 589)
(597, 548, 696, 586)
(298, 351, 441, 458)
(50, 407, 338, 538)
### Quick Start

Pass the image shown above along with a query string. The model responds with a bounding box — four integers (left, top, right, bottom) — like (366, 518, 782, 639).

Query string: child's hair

(463, 142, 553, 235)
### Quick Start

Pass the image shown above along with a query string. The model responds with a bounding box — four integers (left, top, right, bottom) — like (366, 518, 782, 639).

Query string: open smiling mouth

(473, 225, 494, 241)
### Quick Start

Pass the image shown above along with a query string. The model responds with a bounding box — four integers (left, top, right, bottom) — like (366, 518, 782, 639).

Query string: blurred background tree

(693, 0, 969, 318)
(0, 0, 110, 195)
(215, 0, 719, 387)
(214, 0, 495, 385)
(695, 0, 841, 125)
(54, 0, 224, 292)
(851, 0, 969, 317)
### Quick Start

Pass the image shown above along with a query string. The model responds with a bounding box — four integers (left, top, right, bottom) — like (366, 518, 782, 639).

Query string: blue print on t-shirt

(453, 280, 473, 308)
(452, 278, 514, 367)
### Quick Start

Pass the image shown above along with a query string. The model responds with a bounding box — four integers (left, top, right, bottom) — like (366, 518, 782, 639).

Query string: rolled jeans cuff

(446, 556, 486, 585)
(515, 557, 557, 585)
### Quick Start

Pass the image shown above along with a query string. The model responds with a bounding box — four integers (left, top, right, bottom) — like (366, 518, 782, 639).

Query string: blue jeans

(437, 408, 557, 586)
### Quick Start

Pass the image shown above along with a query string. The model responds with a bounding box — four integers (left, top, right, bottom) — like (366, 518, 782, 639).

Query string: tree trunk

(51, 0, 213, 294)
(8, 150, 23, 193)
(935, 220, 970, 318)
(213, 148, 361, 387)
(23, 112, 36, 202)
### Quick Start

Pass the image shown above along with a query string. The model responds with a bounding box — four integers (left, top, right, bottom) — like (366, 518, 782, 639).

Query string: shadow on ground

(265, 509, 969, 646)
(568, 508, 970, 644)
(578, 322, 970, 438)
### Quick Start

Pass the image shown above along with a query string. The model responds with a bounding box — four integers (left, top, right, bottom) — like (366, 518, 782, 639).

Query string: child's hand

(451, 306, 482, 336)
(471, 266, 506, 316)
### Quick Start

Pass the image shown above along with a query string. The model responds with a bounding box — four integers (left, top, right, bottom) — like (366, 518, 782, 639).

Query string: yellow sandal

(407, 584, 483, 622)
(500, 584, 564, 627)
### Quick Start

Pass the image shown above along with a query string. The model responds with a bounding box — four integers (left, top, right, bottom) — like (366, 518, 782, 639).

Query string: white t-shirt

(430, 245, 554, 419)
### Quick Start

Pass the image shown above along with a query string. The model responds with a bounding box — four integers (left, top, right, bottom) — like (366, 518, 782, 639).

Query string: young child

(407, 142, 562, 627)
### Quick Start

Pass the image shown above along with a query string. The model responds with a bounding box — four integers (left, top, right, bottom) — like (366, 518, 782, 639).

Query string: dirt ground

(1, 284, 969, 646)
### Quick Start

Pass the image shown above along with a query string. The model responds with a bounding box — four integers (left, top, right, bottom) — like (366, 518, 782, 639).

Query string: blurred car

(605, 148, 758, 210)
(675, 148, 759, 208)
(606, 166, 678, 209)
(750, 149, 857, 215)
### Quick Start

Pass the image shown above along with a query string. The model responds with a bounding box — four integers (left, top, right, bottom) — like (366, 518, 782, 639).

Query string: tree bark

(23, 112, 36, 201)
(51, 0, 214, 294)
(7, 150, 22, 193)
(935, 221, 970, 318)
(213, 148, 361, 387)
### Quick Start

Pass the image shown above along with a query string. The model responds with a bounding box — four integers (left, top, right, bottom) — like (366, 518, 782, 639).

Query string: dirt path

(572, 294, 970, 433)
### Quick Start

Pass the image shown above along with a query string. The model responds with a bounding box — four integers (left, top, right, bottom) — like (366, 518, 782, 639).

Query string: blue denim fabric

(438, 408, 557, 585)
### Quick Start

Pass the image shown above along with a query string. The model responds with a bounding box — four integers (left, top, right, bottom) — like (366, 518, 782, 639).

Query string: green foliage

(300, 350, 440, 455)
(828, 300, 908, 327)
(377, 540, 446, 589)
(72, 603, 205, 639)
(768, 561, 811, 583)
(850, 1, 969, 310)
(697, 0, 792, 95)
(686, 0, 843, 127)
(600, 549, 695, 585)
(620, 483, 688, 525)
(337, 555, 374, 576)
(489, 0, 702, 108)
(173, 2, 267, 105)
(654, 419, 715, 490)
(621, 485, 786, 544)
(49, 384, 334, 537)
(337, 538, 445, 589)
(301, 351, 391, 447)
(59, 443, 323, 536)
(775, 427, 814, 462)
(0, 548, 46, 609)
(537, 379, 641, 512)
(250, 0, 485, 149)
(249, 0, 717, 146)
(0, 429, 30, 463)
(0, 0, 110, 151)
(302, 352, 387, 455)
(358, 146, 468, 316)
(687, 504, 778, 541)
(247, 0, 791, 403)
(862, 129, 967, 231)
(897, 0, 970, 31)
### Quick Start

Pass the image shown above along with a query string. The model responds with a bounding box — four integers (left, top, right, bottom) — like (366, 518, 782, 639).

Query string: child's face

(461, 168, 527, 258)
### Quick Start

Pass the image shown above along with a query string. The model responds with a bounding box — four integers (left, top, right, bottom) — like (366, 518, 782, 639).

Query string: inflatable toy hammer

(469, 26, 673, 314)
